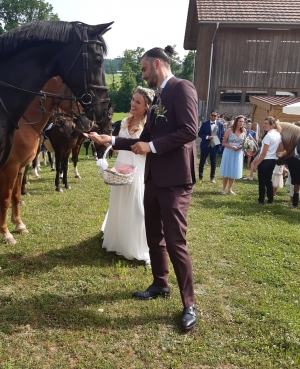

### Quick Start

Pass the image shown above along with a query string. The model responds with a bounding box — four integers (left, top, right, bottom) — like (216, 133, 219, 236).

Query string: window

(245, 91, 267, 103)
(220, 90, 242, 103)
(276, 91, 297, 97)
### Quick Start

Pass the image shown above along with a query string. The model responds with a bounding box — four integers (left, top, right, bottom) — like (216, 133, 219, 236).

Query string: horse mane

(0, 20, 107, 60)
(278, 121, 300, 143)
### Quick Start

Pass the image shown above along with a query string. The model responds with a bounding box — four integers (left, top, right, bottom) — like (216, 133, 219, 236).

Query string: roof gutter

(205, 22, 219, 119)
(198, 21, 300, 26)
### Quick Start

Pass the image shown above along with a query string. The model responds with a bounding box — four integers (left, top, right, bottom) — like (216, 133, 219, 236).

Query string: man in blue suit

(198, 110, 225, 183)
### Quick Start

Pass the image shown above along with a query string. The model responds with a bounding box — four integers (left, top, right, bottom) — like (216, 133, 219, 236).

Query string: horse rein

(0, 25, 109, 129)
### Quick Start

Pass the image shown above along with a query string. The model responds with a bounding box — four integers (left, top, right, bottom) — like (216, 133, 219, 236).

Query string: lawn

(112, 112, 128, 122)
(105, 73, 121, 87)
(0, 152, 299, 369)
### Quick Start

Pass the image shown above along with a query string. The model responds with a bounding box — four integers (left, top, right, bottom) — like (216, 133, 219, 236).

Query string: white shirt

(260, 129, 282, 160)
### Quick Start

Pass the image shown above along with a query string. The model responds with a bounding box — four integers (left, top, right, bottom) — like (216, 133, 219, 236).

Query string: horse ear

(88, 22, 114, 37)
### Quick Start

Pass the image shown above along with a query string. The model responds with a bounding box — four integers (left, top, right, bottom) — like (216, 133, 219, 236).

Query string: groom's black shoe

(132, 285, 170, 300)
(182, 305, 197, 331)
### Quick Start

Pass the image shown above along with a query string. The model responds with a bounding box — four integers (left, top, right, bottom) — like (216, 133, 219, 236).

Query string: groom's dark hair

(142, 45, 174, 66)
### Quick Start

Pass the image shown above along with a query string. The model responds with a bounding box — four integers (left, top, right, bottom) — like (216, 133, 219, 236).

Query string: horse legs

(48, 152, 55, 171)
(11, 169, 28, 236)
(55, 158, 63, 192)
(62, 151, 71, 189)
(21, 164, 31, 197)
(72, 143, 81, 179)
(0, 167, 19, 244)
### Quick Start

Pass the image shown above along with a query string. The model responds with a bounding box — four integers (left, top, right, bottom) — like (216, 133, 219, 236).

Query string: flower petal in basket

(115, 164, 136, 174)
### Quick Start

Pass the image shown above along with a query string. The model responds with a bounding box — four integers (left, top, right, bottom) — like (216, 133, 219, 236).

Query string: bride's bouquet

(241, 135, 258, 156)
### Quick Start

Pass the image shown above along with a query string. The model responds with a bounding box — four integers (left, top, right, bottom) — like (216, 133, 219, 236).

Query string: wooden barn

(184, 0, 300, 120)
(250, 96, 300, 128)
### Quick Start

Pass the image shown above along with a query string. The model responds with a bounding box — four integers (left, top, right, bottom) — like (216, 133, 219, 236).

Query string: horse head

(54, 22, 113, 125)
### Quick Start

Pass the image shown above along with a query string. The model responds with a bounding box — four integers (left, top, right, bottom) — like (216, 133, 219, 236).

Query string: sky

(47, 0, 191, 60)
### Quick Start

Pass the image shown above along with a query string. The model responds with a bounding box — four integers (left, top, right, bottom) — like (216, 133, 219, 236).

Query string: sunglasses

(211, 114, 217, 117)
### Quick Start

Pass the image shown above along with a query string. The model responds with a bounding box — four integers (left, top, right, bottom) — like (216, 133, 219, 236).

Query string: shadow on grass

(0, 233, 146, 277)
(0, 291, 185, 334)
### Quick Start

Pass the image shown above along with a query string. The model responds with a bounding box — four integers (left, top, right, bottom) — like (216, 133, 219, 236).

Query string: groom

(88, 46, 198, 330)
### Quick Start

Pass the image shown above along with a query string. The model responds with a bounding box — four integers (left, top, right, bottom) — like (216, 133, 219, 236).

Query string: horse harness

(0, 25, 110, 130)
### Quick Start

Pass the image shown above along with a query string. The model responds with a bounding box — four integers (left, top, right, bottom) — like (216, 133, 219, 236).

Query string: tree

(0, 0, 59, 35)
(115, 47, 146, 112)
(178, 51, 195, 82)
(170, 45, 182, 77)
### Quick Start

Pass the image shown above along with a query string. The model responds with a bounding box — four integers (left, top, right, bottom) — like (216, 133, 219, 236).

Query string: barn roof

(196, 0, 300, 23)
(250, 96, 300, 106)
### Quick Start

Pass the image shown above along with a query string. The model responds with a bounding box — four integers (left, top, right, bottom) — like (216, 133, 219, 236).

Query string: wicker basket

(100, 146, 137, 186)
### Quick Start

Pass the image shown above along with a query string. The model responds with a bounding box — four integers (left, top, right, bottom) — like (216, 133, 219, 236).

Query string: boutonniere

(150, 100, 167, 122)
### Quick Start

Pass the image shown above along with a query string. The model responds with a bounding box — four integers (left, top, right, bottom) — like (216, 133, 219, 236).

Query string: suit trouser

(144, 175, 195, 308)
(199, 146, 218, 179)
(257, 159, 276, 204)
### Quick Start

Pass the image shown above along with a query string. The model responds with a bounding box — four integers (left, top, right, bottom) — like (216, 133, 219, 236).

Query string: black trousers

(257, 159, 276, 204)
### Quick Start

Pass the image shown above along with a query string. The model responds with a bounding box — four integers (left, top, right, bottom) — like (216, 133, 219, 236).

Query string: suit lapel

(148, 77, 177, 129)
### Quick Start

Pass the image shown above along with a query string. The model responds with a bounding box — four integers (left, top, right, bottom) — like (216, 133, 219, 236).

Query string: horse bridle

(0, 25, 110, 129)
(62, 26, 110, 110)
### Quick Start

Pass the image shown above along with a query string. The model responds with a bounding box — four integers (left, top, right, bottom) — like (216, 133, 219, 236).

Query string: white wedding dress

(101, 118, 150, 262)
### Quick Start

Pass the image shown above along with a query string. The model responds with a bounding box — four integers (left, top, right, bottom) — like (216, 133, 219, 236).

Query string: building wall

(194, 26, 300, 119)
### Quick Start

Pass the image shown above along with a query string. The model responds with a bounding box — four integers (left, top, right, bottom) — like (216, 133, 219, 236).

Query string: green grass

(112, 112, 128, 122)
(105, 73, 121, 86)
(0, 153, 299, 368)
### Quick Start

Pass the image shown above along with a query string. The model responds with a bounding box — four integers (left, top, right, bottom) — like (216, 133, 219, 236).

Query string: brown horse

(0, 77, 93, 244)
(71, 105, 114, 179)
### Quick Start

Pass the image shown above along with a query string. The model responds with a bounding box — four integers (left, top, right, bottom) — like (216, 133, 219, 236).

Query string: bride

(101, 86, 155, 267)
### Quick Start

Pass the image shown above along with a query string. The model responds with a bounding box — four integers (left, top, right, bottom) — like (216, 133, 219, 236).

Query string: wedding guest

(198, 110, 225, 183)
(286, 138, 300, 207)
(88, 45, 198, 330)
(252, 117, 284, 204)
(101, 87, 155, 267)
(245, 122, 257, 168)
(272, 164, 287, 197)
(219, 115, 246, 195)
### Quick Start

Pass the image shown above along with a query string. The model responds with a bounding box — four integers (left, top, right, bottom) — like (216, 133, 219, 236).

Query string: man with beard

(87, 46, 198, 330)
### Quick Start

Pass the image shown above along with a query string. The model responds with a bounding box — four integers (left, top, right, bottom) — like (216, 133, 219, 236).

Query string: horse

(0, 19, 113, 170)
(71, 105, 114, 179)
(46, 103, 112, 191)
(0, 76, 101, 244)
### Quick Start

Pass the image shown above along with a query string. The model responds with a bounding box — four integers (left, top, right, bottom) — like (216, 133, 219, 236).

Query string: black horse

(0, 19, 113, 170)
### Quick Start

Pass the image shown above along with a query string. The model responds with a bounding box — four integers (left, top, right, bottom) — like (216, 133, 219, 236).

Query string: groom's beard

(146, 65, 159, 88)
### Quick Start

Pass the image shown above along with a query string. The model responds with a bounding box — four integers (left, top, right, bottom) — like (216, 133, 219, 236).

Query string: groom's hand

(131, 142, 151, 155)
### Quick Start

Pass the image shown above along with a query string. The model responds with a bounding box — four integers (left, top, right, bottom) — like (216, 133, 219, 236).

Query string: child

(272, 164, 288, 196)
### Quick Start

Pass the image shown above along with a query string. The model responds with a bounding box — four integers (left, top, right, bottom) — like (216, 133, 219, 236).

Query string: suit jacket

(198, 120, 224, 149)
(114, 77, 198, 187)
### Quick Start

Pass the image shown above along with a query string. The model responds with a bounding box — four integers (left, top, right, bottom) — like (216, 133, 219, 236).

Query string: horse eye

(94, 55, 102, 62)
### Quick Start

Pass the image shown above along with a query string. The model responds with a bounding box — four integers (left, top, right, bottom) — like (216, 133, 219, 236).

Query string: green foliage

(115, 47, 146, 112)
(0, 0, 59, 34)
(178, 51, 195, 82)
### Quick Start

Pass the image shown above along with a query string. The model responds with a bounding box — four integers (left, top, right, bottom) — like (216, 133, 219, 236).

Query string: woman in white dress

(101, 87, 155, 267)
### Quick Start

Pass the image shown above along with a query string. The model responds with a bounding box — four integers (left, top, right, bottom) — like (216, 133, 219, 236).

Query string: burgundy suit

(114, 77, 198, 307)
